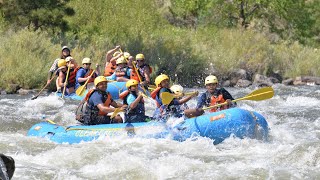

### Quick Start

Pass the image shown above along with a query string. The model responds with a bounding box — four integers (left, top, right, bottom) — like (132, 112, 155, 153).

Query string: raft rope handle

(108, 82, 125, 96)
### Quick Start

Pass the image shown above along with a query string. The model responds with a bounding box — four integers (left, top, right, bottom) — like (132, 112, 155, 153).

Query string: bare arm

(105, 45, 121, 63)
(178, 92, 198, 105)
(129, 94, 143, 109)
(58, 71, 65, 87)
(77, 76, 92, 83)
(142, 67, 151, 85)
(97, 103, 117, 114)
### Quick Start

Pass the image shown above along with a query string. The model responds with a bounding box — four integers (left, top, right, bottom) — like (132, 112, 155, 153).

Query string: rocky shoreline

(220, 69, 320, 88)
(1, 69, 320, 95)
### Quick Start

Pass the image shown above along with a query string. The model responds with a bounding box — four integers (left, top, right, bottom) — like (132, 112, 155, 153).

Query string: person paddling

(170, 84, 189, 111)
(114, 56, 132, 82)
(196, 75, 236, 112)
(65, 56, 78, 69)
(57, 59, 75, 94)
(151, 74, 203, 121)
(104, 45, 122, 76)
(47, 46, 72, 89)
(129, 53, 151, 89)
(75, 57, 99, 90)
(81, 76, 126, 125)
(119, 80, 152, 123)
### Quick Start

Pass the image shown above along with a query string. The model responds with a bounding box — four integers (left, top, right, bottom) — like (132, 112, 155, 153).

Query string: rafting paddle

(202, 87, 274, 111)
(161, 91, 198, 105)
(75, 70, 95, 97)
(61, 65, 71, 99)
(148, 84, 156, 91)
(110, 108, 124, 119)
(31, 72, 58, 100)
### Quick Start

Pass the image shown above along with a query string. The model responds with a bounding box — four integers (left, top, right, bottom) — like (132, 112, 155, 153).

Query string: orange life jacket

(104, 62, 117, 76)
(85, 89, 112, 116)
(209, 94, 227, 112)
(130, 64, 152, 82)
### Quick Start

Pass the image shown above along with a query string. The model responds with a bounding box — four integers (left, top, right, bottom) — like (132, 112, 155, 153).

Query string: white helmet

(82, 57, 91, 64)
(65, 56, 74, 62)
(170, 84, 184, 95)
(205, 75, 218, 85)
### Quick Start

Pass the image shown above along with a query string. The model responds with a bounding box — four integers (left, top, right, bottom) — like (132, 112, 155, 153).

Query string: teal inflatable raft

(27, 108, 269, 144)
(56, 81, 127, 100)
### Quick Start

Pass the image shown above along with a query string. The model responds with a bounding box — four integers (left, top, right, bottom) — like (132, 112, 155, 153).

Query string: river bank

(1, 71, 319, 95)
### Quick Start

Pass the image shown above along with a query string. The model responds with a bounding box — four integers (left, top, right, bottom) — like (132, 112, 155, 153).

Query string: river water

(0, 84, 319, 179)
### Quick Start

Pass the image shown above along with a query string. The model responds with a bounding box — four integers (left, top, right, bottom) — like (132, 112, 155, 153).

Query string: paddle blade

(202, 87, 274, 112)
(31, 96, 38, 100)
(161, 92, 175, 105)
(240, 87, 274, 101)
(76, 85, 86, 96)
(111, 108, 122, 119)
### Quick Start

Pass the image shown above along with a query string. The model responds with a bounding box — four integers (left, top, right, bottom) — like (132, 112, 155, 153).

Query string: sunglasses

(84, 63, 91, 65)
(137, 60, 144, 62)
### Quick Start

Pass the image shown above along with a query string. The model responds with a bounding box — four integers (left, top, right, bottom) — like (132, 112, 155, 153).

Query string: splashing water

(0, 85, 319, 179)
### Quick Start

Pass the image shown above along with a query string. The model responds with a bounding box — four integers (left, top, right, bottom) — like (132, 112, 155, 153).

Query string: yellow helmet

(82, 57, 91, 64)
(205, 75, 218, 85)
(113, 51, 121, 57)
(116, 56, 127, 64)
(65, 56, 73, 62)
(155, 74, 169, 87)
(136, 53, 145, 60)
(126, 79, 139, 88)
(124, 52, 130, 59)
(170, 84, 184, 95)
(58, 59, 67, 68)
(94, 76, 108, 86)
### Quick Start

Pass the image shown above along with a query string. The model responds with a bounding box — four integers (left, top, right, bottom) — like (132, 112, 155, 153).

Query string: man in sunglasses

(75, 57, 100, 90)
(196, 75, 236, 112)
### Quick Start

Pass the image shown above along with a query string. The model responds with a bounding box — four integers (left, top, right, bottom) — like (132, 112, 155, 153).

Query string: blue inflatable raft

(27, 108, 269, 144)
(56, 82, 127, 100)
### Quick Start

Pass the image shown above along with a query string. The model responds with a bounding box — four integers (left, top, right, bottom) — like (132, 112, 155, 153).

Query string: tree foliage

(0, 0, 74, 34)
(167, 0, 320, 45)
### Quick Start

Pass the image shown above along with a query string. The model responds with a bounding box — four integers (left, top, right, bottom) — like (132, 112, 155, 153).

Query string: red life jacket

(68, 66, 80, 85)
(209, 94, 227, 112)
(85, 89, 112, 116)
(84, 69, 95, 83)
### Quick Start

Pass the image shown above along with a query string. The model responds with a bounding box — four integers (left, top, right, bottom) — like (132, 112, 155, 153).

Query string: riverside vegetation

(0, 0, 319, 93)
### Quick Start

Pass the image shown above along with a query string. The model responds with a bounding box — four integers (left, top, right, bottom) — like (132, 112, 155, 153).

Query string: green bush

(0, 29, 58, 89)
